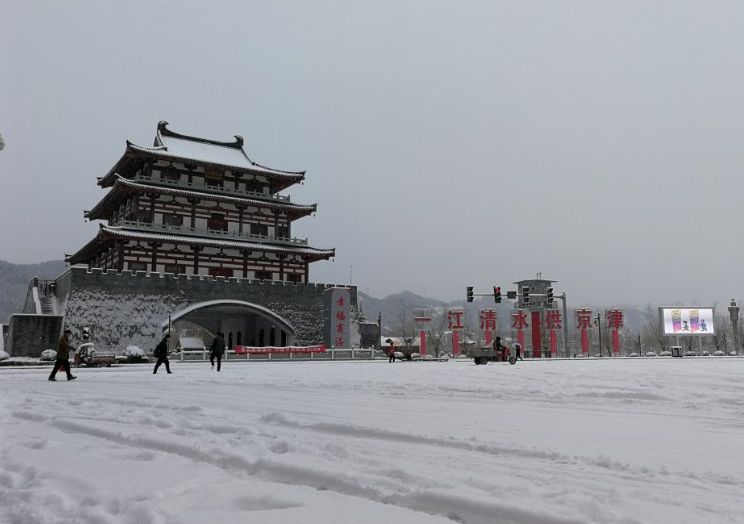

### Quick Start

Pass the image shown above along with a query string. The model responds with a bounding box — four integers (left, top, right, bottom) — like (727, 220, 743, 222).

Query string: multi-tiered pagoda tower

(5, 122, 365, 356)
(68, 121, 334, 280)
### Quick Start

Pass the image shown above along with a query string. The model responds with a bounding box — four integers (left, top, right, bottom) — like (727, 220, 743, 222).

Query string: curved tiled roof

(67, 224, 334, 265)
(100, 121, 306, 187)
(86, 175, 316, 220)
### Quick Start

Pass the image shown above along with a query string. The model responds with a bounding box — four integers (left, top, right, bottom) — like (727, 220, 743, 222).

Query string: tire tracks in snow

(11, 410, 587, 524)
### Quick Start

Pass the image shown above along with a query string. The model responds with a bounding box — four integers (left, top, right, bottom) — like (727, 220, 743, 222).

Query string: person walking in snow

(388, 341, 396, 362)
(210, 332, 225, 371)
(48, 328, 77, 381)
(153, 333, 172, 374)
(514, 342, 523, 361)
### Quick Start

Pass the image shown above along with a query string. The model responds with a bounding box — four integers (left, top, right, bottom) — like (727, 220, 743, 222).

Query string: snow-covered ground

(2, 358, 743, 524)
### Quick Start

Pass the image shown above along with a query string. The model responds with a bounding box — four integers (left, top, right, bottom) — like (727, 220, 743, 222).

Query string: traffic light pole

(556, 292, 569, 357)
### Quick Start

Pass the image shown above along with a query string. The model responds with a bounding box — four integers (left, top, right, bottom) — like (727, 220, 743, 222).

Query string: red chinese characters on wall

(330, 288, 351, 348)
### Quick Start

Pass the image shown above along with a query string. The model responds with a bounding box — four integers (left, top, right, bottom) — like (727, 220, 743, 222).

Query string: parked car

(714, 351, 726, 356)
(659, 351, 672, 357)
(628, 353, 640, 357)
(645, 351, 657, 357)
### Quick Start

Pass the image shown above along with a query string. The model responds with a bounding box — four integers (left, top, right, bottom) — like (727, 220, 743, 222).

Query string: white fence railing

(174, 349, 377, 362)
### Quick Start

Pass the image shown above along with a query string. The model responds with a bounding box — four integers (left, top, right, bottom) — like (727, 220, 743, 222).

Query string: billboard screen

(660, 307, 715, 335)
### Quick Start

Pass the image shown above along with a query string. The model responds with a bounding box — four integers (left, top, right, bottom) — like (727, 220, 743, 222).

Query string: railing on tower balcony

(133, 174, 291, 201)
(113, 220, 309, 246)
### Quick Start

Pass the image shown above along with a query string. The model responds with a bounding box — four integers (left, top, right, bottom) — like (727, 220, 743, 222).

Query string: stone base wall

(60, 267, 359, 353)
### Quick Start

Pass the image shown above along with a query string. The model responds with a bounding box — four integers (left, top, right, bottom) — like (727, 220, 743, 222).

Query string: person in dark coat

(210, 332, 225, 371)
(514, 342, 523, 361)
(49, 329, 77, 381)
(153, 333, 172, 374)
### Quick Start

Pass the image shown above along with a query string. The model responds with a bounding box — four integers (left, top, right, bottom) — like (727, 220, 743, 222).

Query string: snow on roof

(158, 135, 255, 170)
(100, 225, 334, 258)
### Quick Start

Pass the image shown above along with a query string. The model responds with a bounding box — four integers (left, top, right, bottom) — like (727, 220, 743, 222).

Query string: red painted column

(452, 331, 459, 356)
(550, 329, 557, 357)
(531, 311, 542, 358)
(419, 331, 427, 356)
(485, 330, 492, 346)
(612, 329, 620, 355)
(581, 329, 589, 355)
(517, 329, 525, 352)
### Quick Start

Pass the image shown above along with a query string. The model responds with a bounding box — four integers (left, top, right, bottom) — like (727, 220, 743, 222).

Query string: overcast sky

(3, 1, 744, 306)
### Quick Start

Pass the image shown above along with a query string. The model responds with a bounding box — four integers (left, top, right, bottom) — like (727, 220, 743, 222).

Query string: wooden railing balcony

(113, 220, 309, 246)
(133, 174, 290, 201)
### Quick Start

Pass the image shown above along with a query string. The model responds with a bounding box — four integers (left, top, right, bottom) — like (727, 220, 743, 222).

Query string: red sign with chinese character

(479, 309, 497, 331)
(511, 310, 529, 330)
(545, 310, 562, 330)
(607, 309, 624, 329)
(330, 288, 351, 348)
(447, 308, 465, 330)
(576, 309, 592, 330)
(575, 308, 592, 355)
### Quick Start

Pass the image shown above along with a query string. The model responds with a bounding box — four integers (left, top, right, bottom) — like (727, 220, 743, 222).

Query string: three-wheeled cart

(468, 345, 517, 365)
(74, 342, 116, 367)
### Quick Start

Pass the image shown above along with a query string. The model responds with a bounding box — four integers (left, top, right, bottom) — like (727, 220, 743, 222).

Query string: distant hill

(0, 259, 67, 323)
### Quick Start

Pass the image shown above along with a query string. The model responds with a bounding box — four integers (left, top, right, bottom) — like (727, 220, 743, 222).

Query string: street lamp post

(728, 299, 739, 355)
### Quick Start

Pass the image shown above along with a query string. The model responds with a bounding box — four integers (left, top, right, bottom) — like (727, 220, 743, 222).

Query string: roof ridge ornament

(156, 120, 243, 149)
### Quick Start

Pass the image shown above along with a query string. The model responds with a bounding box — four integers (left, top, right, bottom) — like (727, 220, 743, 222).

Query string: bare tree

(395, 306, 416, 351)
(427, 309, 448, 357)
(641, 304, 665, 352)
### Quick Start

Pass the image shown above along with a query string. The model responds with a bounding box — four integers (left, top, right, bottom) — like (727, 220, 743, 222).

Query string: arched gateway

(164, 300, 295, 349)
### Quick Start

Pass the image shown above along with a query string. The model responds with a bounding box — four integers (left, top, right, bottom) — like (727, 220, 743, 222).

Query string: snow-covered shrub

(40, 349, 57, 361)
(124, 345, 146, 362)
(0, 350, 9, 361)
(124, 346, 144, 358)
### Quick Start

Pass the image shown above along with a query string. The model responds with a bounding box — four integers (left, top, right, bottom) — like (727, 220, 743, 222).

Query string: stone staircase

(39, 294, 56, 315)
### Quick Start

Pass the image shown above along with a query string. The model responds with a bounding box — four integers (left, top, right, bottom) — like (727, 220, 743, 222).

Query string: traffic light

(466, 286, 474, 303)
(494, 286, 502, 303)
(546, 287, 554, 305)
(522, 286, 530, 303)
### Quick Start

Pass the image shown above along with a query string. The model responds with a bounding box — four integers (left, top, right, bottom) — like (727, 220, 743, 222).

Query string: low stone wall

(6, 314, 63, 357)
